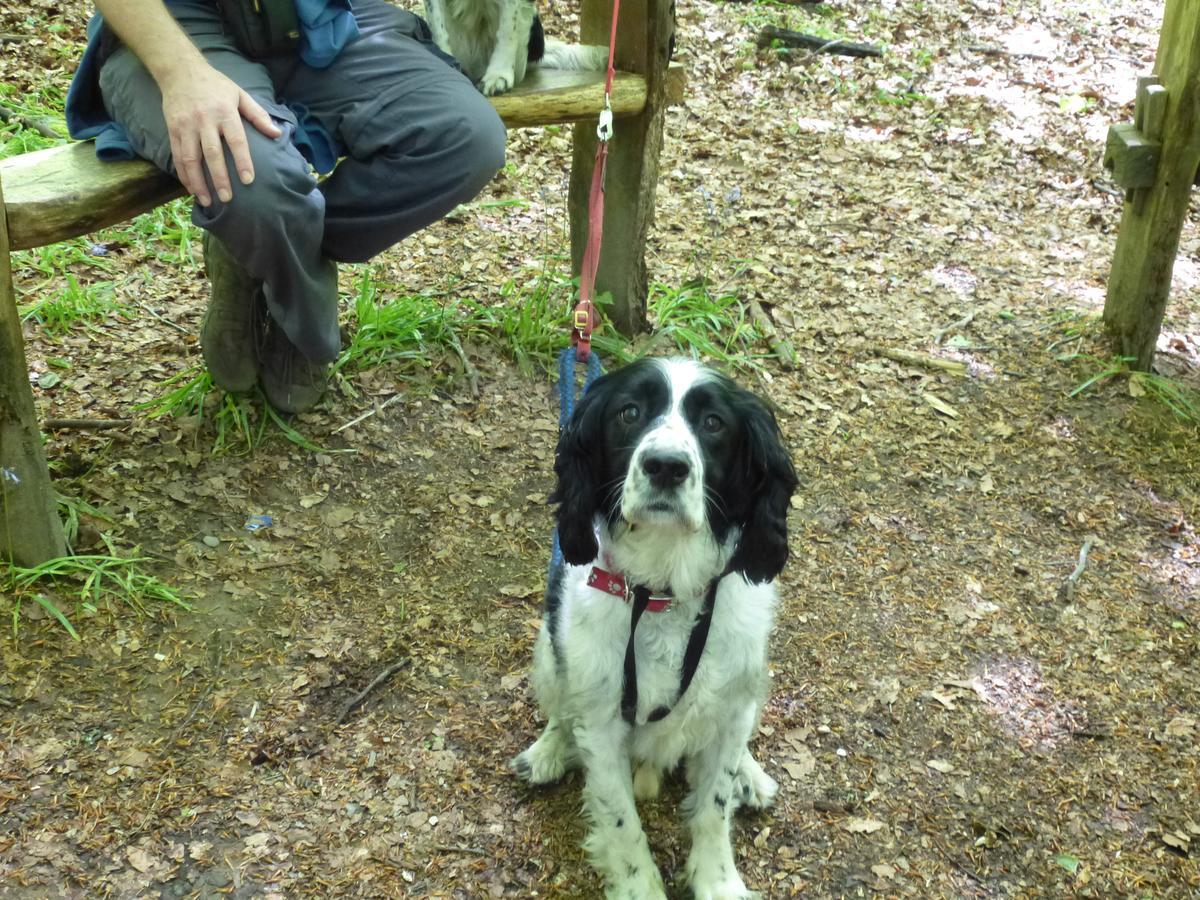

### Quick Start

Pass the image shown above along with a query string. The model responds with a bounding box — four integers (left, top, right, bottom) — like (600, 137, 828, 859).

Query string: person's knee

(441, 103, 506, 198)
(194, 124, 321, 234)
(466, 108, 507, 186)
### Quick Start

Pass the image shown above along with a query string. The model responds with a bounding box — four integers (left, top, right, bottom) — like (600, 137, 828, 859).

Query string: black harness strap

(620, 575, 722, 725)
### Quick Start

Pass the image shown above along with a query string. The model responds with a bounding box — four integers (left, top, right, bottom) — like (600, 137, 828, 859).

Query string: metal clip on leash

(597, 97, 614, 142)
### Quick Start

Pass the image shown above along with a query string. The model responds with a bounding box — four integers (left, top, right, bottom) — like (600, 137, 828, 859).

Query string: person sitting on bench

(66, 0, 506, 413)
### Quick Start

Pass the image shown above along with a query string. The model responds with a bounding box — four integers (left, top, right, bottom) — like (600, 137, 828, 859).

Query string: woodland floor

(2, 0, 1200, 897)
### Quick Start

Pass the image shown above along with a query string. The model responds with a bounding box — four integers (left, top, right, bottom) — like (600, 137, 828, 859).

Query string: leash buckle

(571, 299, 599, 360)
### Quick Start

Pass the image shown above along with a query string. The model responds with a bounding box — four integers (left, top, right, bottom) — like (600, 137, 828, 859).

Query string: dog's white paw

(511, 732, 569, 784)
(606, 868, 668, 900)
(689, 872, 759, 900)
(734, 755, 777, 810)
(633, 763, 661, 801)
(479, 69, 515, 95)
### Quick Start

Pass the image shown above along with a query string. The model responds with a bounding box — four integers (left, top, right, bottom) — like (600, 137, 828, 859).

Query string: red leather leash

(570, 0, 622, 362)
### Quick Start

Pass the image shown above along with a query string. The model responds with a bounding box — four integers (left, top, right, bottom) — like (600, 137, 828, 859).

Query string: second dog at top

(424, 0, 606, 95)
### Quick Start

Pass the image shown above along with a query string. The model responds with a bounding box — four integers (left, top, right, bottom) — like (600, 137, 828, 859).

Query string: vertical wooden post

(0, 175, 67, 566)
(569, 0, 675, 336)
(1103, 0, 1200, 371)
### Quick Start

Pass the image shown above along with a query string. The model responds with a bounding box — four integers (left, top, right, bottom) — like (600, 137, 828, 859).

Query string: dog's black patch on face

(596, 362, 671, 532)
(549, 360, 672, 564)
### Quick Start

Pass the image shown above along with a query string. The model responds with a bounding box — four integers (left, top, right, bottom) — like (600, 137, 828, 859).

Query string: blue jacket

(65, 0, 357, 173)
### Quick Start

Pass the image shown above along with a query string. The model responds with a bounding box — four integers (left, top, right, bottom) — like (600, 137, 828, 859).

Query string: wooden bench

(1, 0, 680, 566)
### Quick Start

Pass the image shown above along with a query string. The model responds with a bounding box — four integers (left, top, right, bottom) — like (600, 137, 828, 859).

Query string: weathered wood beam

(1103, 0, 1200, 370)
(0, 175, 67, 566)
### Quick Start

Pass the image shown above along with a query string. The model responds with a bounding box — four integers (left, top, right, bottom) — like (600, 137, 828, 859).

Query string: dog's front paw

(511, 743, 565, 785)
(687, 852, 759, 900)
(689, 871, 759, 900)
(734, 754, 778, 810)
(606, 869, 668, 900)
(479, 69, 515, 95)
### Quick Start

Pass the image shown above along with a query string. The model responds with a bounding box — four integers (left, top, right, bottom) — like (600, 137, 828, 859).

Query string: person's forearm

(96, 0, 207, 89)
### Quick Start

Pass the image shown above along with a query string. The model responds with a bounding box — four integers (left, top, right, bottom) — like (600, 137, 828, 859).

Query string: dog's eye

(619, 404, 640, 425)
(703, 414, 725, 433)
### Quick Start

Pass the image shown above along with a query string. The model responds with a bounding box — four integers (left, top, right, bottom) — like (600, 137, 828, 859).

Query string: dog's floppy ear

(549, 375, 613, 565)
(727, 392, 798, 584)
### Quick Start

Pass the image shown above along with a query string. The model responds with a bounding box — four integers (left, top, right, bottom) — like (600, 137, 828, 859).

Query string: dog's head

(551, 358, 798, 584)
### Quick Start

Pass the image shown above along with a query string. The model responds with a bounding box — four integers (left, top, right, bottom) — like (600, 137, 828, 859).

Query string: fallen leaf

(844, 818, 886, 834)
(923, 393, 959, 418)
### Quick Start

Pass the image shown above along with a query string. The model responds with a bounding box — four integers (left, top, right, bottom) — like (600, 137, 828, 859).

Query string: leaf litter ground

(3, 0, 1200, 896)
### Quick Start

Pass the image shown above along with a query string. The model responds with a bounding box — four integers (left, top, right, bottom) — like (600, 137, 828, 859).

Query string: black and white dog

(424, 0, 606, 95)
(513, 358, 798, 899)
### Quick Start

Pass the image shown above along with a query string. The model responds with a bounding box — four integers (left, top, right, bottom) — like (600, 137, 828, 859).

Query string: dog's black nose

(642, 452, 690, 488)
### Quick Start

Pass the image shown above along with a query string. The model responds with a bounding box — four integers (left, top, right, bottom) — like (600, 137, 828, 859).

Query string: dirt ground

(3, 0, 1200, 896)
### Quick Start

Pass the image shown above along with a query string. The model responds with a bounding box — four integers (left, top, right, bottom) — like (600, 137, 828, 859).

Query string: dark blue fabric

(65, 0, 356, 171)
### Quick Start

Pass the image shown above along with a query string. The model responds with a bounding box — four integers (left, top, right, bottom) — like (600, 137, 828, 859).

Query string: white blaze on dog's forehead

(652, 358, 713, 413)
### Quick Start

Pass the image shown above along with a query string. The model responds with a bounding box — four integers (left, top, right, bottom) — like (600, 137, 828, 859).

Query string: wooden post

(0, 174, 67, 566)
(1103, 0, 1200, 371)
(569, 0, 675, 336)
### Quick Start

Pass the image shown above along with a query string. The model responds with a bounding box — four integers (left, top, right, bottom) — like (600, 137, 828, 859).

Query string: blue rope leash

(550, 345, 603, 572)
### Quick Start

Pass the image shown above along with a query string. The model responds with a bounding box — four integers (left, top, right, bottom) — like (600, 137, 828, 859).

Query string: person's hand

(159, 63, 282, 206)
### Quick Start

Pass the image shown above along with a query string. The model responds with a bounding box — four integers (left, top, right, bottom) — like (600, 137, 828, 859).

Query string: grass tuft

(4, 552, 189, 641)
(19, 275, 127, 333)
(1069, 355, 1200, 426)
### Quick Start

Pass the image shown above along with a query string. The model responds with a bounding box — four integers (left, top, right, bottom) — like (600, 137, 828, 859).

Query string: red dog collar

(587, 566, 672, 612)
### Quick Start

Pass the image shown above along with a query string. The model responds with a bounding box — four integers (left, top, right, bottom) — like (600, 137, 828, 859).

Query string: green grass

(1069, 355, 1200, 427)
(643, 277, 766, 371)
(0, 80, 67, 159)
(335, 267, 467, 376)
(137, 368, 271, 454)
(57, 492, 115, 552)
(3, 551, 189, 641)
(111, 199, 204, 268)
(19, 275, 127, 333)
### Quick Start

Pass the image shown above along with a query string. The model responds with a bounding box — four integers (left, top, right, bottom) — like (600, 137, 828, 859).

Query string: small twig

(757, 26, 883, 58)
(812, 798, 857, 813)
(1069, 725, 1112, 740)
(872, 346, 968, 376)
(171, 645, 223, 739)
(133, 298, 191, 335)
(1058, 536, 1097, 602)
(747, 298, 796, 370)
(0, 103, 63, 140)
(42, 418, 134, 430)
(335, 658, 410, 726)
(0, 33, 36, 43)
(447, 330, 480, 397)
(933, 310, 976, 345)
(333, 393, 404, 434)
(433, 844, 491, 856)
(966, 43, 1051, 61)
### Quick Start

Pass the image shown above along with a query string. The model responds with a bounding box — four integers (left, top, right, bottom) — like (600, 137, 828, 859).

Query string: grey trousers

(99, 0, 506, 363)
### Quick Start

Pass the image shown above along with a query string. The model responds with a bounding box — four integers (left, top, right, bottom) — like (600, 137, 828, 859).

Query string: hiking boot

(200, 231, 263, 393)
(258, 321, 330, 415)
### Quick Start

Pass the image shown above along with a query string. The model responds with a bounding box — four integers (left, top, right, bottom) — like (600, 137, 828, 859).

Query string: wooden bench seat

(1, 0, 680, 567)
